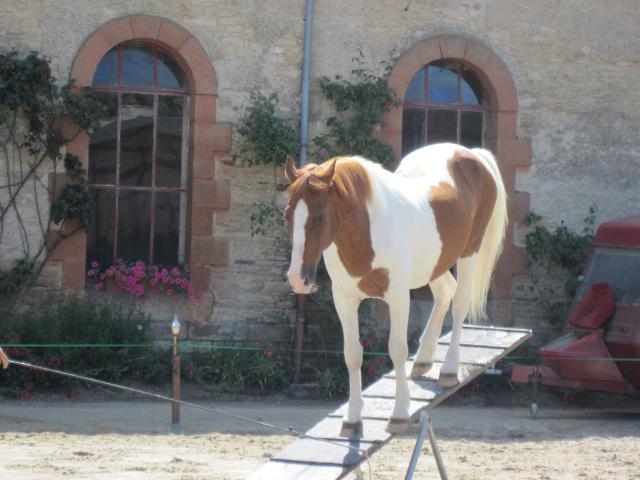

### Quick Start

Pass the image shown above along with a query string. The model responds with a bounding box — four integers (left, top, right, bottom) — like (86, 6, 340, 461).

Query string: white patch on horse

(287, 199, 310, 294)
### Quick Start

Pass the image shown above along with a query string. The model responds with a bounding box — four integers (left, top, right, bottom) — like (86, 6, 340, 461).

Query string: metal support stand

(405, 411, 448, 480)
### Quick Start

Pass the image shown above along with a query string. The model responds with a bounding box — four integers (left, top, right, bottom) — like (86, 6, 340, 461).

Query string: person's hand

(0, 348, 9, 370)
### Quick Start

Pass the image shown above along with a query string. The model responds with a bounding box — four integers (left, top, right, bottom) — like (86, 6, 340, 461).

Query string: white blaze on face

(287, 199, 312, 294)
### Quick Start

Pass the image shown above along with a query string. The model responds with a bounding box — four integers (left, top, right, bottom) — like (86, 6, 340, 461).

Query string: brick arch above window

(381, 36, 532, 324)
(55, 15, 231, 316)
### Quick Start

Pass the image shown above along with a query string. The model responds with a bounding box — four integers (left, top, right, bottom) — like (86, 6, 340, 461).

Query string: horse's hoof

(438, 372, 460, 388)
(410, 362, 432, 379)
(339, 420, 363, 438)
(386, 417, 410, 434)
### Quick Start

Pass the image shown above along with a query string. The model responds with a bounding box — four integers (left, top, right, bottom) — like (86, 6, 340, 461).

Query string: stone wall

(1, 0, 638, 343)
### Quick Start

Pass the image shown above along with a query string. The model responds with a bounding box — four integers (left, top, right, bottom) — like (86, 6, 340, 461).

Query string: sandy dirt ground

(0, 399, 639, 479)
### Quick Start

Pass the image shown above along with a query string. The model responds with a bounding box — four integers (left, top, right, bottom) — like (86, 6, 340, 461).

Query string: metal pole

(292, 294, 306, 384)
(405, 411, 448, 480)
(427, 416, 448, 480)
(299, 0, 314, 166)
(171, 333, 182, 434)
(290, 0, 314, 385)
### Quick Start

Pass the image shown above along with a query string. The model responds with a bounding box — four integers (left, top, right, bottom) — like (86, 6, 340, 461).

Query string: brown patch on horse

(429, 149, 497, 280)
(285, 158, 375, 277)
(358, 268, 390, 297)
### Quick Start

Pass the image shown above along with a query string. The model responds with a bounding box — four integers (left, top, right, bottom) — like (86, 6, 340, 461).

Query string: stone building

(1, 1, 638, 344)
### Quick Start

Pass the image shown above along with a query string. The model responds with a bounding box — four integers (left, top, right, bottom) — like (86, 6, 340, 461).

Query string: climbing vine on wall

(233, 93, 298, 236)
(0, 50, 102, 309)
(235, 52, 399, 237)
(313, 51, 399, 166)
(523, 205, 597, 326)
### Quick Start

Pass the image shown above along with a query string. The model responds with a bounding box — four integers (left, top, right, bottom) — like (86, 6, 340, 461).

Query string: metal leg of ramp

(405, 411, 448, 480)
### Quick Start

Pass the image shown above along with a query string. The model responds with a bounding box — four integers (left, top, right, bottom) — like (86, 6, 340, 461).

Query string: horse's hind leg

(439, 255, 477, 387)
(410, 272, 456, 379)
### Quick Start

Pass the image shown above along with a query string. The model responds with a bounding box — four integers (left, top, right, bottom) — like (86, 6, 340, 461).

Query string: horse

(283, 142, 507, 435)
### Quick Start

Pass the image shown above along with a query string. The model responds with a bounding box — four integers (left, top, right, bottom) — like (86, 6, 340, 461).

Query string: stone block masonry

(0, 1, 638, 345)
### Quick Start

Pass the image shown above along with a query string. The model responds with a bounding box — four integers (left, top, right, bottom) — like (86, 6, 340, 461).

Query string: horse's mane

(286, 157, 372, 208)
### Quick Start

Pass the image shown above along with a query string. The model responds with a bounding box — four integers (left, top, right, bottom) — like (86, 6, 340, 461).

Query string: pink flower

(116, 258, 124, 265)
(106, 266, 116, 276)
(166, 288, 174, 296)
(161, 268, 168, 277)
(94, 282, 103, 291)
(149, 278, 158, 286)
(87, 269, 95, 277)
(265, 351, 273, 358)
(91, 261, 99, 268)
(171, 267, 180, 277)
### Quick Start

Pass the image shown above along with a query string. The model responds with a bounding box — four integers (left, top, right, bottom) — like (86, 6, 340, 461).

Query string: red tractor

(511, 215, 640, 417)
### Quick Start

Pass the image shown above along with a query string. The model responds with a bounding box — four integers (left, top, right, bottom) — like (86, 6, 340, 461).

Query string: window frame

(88, 42, 189, 266)
(402, 61, 490, 153)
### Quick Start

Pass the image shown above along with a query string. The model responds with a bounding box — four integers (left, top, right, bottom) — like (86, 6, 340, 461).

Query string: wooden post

(171, 332, 182, 434)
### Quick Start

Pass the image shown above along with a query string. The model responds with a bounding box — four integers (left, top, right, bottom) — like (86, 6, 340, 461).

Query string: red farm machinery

(511, 215, 640, 416)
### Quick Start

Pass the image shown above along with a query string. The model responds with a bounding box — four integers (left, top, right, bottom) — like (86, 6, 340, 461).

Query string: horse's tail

(468, 148, 508, 322)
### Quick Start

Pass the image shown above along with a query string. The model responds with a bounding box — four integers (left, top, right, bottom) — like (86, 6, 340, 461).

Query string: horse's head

(283, 155, 338, 294)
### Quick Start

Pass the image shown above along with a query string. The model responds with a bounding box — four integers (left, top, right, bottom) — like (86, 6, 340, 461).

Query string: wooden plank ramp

(250, 325, 532, 480)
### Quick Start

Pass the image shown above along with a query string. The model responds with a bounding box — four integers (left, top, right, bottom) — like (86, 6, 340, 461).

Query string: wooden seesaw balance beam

(250, 325, 532, 480)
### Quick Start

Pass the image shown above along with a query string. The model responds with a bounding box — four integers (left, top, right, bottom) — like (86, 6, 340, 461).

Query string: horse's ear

(284, 155, 302, 183)
(314, 158, 337, 185)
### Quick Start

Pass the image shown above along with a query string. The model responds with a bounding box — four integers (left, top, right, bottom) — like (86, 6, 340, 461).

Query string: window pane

(404, 68, 425, 103)
(120, 93, 154, 187)
(86, 188, 115, 268)
(460, 69, 485, 106)
(157, 48, 186, 89)
(89, 92, 118, 184)
(461, 111, 484, 148)
(427, 109, 458, 144)
(156, 96, 185, 187)
(117, 190, 151, 262)
(402, 108, 425, 156)
(93, 47, 118, 86)
(154, 192, 185, 266)
(428, 63, 458, 104)
(121, 44, 154, 87)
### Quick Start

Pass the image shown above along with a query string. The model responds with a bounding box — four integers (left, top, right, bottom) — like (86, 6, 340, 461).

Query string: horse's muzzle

(287, 264, 318, 294)
(301, 264, 317, 286)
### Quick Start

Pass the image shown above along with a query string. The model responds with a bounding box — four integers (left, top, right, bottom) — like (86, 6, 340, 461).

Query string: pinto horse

(284, 143, 507, 435)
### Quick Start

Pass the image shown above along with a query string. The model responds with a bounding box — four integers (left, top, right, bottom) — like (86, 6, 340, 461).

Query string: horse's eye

(314, 214, 324, 226)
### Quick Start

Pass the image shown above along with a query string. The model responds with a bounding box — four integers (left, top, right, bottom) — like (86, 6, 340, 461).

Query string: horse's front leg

(333, 288, 364, 437)
(386, 290, 411, 433)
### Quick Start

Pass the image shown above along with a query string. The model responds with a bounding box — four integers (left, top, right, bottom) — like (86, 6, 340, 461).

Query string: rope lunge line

(5, 358, 375, 459)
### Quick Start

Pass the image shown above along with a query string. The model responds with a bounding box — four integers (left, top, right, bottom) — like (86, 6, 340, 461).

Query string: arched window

(402, 60, 489, 156)
(87, 42, 189, 269)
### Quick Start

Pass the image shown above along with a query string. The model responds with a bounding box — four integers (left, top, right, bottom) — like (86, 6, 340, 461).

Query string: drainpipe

(299, 0, 314, 167)
(292, 0, 314, 384)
